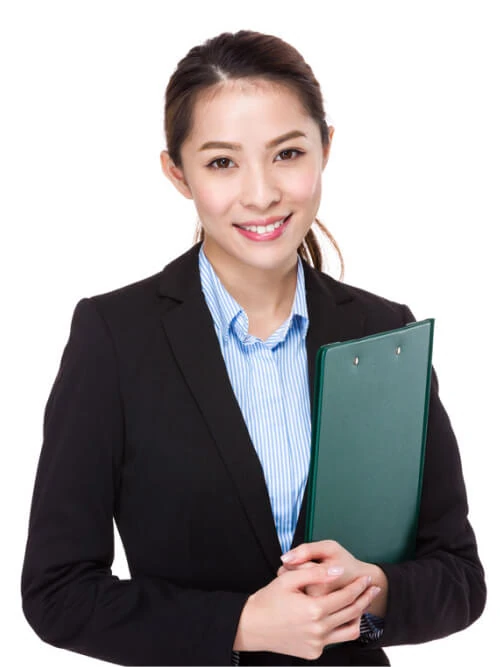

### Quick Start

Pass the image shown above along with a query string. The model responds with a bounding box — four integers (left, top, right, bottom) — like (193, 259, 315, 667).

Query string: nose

(239, 164, 281, 211)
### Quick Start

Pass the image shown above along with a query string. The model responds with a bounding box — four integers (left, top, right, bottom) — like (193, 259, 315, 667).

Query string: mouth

(234, 214, 292, 235)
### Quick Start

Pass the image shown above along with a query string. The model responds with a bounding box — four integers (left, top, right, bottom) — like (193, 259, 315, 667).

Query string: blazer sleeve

(21, 298, 249, 666)
(372, 304, 486, 647)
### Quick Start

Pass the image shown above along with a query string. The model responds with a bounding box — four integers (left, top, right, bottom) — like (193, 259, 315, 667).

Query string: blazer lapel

(291, 262, 367, 548)
(303, 263, 366, 409)
(158, 245, 283, 572)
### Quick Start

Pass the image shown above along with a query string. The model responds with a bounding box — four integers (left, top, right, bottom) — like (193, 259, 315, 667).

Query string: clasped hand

(233, 540, 386, 660)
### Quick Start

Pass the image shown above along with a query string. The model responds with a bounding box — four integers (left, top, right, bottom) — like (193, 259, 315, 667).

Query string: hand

(279, 539, 360, 595)
(233, 566, 380, 660)
(278, 540, 387, 616)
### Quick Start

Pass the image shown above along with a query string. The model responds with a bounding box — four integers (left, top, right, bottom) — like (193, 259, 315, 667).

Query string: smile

(233, 214, 292, 242)
(237, 216, 289, 234)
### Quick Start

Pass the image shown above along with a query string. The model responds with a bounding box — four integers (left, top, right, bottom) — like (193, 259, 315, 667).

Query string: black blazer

(21, 243, 486, 666)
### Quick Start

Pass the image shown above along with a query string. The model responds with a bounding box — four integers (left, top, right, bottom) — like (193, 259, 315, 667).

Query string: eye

(207, 157, 235, 169)
(275, 149, 304, 161)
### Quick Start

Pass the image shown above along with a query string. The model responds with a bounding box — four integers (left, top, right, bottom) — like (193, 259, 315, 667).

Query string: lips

(234, 213, 292, 242)
(234, 214, 291, 235)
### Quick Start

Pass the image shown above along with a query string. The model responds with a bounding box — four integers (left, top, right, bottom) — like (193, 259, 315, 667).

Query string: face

(161, 79, 333, 277)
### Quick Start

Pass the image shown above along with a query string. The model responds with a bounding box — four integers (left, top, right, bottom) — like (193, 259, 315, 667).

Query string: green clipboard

(305, 319, 434, 563)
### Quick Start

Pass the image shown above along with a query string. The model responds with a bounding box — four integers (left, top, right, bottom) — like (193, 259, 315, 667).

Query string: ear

(160, 151, 193, 200)
(322, 126, 335, 169)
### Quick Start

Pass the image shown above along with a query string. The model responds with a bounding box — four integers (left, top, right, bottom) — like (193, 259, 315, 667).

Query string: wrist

(233, 593, 261, 651)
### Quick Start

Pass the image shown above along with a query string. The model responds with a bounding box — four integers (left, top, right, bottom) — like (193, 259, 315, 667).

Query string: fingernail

(371, 586, 382, 597)
(365, 575, 372, 586)
(281, 553, 295, 563)
(327, 566, 344, 576)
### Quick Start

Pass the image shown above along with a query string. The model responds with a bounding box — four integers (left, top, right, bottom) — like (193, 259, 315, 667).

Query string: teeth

(240, 217, 287, 233)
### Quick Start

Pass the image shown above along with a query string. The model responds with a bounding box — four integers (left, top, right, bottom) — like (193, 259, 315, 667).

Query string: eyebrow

(198, 130, 307, 152)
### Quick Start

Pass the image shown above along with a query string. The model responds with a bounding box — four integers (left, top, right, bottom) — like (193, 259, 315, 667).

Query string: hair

(163, 30, 344, 278)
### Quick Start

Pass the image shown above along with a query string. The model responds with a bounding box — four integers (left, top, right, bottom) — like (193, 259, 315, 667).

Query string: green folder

(305, 319, 434, 563)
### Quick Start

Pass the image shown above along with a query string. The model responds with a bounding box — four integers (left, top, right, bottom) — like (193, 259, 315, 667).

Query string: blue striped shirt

(199, 244, 384, 649)
(199, 245, 311, 553)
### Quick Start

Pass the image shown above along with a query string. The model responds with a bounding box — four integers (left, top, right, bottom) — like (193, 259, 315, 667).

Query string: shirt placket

(245, 338, 295, 553)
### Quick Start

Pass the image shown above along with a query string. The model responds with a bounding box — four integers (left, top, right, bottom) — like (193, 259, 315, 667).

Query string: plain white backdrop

(1, 1, 498, 664)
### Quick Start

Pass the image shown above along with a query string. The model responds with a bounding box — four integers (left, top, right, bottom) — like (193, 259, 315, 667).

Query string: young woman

(21, 31, 486, 666)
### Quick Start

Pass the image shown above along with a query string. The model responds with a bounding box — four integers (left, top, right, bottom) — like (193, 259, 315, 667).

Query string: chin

(204, 231, 303, 273)
(237, 249, 299, 273)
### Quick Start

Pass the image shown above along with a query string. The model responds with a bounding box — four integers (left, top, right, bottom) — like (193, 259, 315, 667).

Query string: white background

(1, 1, 499, 664)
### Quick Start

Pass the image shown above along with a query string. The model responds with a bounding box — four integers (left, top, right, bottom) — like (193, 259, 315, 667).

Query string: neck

(202, 243, 298, 321)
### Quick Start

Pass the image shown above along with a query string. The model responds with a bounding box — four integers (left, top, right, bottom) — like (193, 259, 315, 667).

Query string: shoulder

(82, 244, 200, 320)
(88, 269, 165, 318)
(62, 270, 165, 363)
(66, 246, 201, 349)
(304, 263, 413, 330)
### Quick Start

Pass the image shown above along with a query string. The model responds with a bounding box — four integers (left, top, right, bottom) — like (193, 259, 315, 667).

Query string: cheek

(285, 168, 322, 204)
(192, 180, 235, 217)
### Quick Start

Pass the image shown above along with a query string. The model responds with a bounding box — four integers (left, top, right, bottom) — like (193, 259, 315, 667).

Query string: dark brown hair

(163, 30, 344, 278)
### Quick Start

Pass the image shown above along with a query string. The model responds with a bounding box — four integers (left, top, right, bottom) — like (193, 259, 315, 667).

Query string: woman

(21, 30, 486, 666)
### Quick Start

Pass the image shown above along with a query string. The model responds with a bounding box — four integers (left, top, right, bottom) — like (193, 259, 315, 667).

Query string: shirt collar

(199, 243, 309, 344)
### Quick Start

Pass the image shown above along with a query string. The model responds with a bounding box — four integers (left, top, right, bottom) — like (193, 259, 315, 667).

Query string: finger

(279, 564, 341, 592)
(278, 561, 317, 576)
(305, 573, 345, 597)
(281, 540, 340, 565)
(304, 582, 331, 598)
(326, 583, 382, 628)
(322, 575, 374, 616)
(324, 617, 364, 645)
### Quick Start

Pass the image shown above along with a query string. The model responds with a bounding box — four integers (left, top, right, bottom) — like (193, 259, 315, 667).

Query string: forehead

(185, 78, 319, 145)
